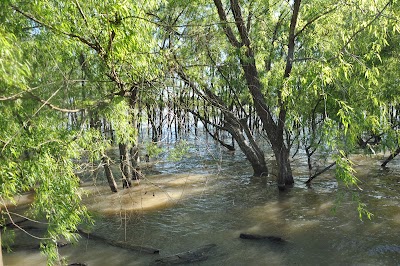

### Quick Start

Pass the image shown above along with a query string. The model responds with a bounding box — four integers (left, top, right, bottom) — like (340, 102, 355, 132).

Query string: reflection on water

(3, 142, 400, 265)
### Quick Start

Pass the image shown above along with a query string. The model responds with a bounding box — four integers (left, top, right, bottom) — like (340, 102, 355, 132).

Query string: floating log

(239, 233, 286, 243)
(369, 244, 400, 255)
(2, 240, 71, 251)
(68, 263, 87, 266)
(77, 228, 159, 254)
(153, 243, 216, 265)
(1, 218, 29, 229)
(107, 239, 159, 254)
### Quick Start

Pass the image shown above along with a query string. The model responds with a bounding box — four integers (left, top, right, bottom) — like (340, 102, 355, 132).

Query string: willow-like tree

(1, 0, 163, 264)
(160, 0, 399, 190)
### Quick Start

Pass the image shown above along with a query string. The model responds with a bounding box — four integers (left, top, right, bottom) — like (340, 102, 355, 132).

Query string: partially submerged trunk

(130, 145, 142, 180)
(77, 229, 159, 254)
(381, 146, 400, 167)
(177, 69, 268, 177)
(271, 142, 294, 190)
(225, 117, 268, 177)
(119, 143, 132, 188)
(153, 244, 216, 265)
(213, 0, 301, 190)
(128, 87, 142, 180)
(101, 156, 118, 192)
(239, 233, 286, 244)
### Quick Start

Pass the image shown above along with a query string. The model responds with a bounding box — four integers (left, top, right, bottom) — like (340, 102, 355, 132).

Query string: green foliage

(333, 151, 359, 189)
(168, 140, 190, 162)
(353, 193, 374, 221)
(333, 151, 376, 220)
(1, 2, 399, 263)
(104, 99, 137, 145)
(145, 142, 163, 158)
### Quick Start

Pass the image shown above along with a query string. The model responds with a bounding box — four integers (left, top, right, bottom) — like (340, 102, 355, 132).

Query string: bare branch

(26, 91, 83, 113)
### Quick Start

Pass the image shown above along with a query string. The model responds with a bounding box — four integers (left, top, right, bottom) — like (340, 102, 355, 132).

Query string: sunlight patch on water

(3, 250, 46, 266)
(82, 173, 215, 215)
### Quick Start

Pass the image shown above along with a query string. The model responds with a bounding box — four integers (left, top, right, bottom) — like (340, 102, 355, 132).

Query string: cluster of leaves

(0, 0, 162, 264)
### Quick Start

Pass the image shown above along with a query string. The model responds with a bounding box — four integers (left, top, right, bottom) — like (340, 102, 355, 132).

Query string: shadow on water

(3, 145, 400, 265)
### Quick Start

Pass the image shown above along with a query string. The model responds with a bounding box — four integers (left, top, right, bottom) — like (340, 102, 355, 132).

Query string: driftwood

(2, 224, 71, 251)
(369, 244, 400, 255)
(1, 218, 29, 229)
(3, 240, 71, 251)
(107, 239, 159, 254)
(68, 263, 88, 266)
(77, 228, 159, 254)
(153, 244, 217, 265)
(239, 233, 286, 244)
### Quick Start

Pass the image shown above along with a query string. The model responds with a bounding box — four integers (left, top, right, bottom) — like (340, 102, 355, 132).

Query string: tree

(1, 0, 163, 264)
(159, 0, 399, 191)
(0, 22, 92, 264)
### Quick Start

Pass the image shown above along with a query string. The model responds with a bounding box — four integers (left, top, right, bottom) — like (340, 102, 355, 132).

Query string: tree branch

(213, 0, 242, 47)
(294, 5, 338, 38)
(26, 92, 83, 113)
(12, 5, 104, 55)
(327, 0, 391, 62)
(305, 162, 336, 184)
(230, 0, 250, 46)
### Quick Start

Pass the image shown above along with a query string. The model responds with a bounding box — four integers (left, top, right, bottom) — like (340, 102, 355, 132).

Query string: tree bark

(128, 87, 142, 180)
(176, 68, 268, 177)
(225, 118, 268, 176)
(130, 145, 142, 180)
(101, 156, 118, 192)
(381, 147, 400, 167)
(212, 0, 301, 189)
(119, 143, 132, 188)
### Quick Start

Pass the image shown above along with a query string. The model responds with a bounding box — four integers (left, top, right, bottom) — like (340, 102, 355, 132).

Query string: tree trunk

(130, 145, 142, 180)
(225, 117, 268, 177)
(177, 68, 268, 177)
(272, 144, 294, 190)
(101, 156, 118, 192)
(119, 143, 132, 188)
(381, 147, 400, 167)
(213, 0, 302, 190)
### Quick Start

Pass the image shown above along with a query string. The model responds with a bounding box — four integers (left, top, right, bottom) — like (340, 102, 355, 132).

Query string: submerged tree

(159, 0, 399, 191)
(1, 0, 399, 263)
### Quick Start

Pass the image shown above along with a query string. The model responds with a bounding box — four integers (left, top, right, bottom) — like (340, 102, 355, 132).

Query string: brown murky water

(3, 141, 400, 265)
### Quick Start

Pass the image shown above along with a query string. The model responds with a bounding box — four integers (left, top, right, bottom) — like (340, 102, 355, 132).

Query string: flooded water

(3, 140, 400, 265)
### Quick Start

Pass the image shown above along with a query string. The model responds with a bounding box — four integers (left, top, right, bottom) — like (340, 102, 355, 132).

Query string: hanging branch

(294, 5, 339, 38)
(26, 91, 83, 113)
(12, 5, 103, 54)
(189, 110, 235, 151)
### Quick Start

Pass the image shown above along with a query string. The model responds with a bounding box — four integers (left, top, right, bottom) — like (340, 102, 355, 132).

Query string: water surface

(3, 142, 400, 265)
